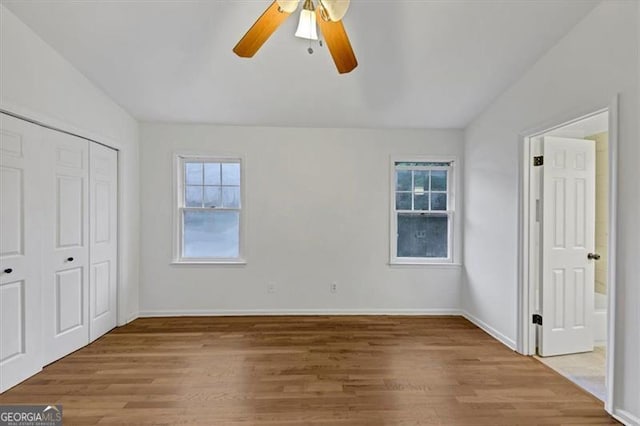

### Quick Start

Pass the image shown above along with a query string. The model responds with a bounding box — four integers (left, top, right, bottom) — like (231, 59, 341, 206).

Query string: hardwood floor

(0, 316, 617, 425)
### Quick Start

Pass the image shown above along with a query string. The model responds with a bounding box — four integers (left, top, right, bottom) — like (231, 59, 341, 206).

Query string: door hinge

(533, 156, 544, 166)
(532, 314, 543, 325)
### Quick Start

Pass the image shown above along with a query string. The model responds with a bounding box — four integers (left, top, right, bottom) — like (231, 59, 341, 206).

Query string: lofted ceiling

(3, 0, 599, 129)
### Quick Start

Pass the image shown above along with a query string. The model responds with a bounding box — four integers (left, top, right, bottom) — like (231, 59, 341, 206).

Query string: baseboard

(139, 308, 462, 317)
(462, 311, 517, 350)
(117, 312, 138, 327)
(612, 408, 640, 426)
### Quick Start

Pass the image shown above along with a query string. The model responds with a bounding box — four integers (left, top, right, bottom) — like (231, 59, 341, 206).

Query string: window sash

(181, 159, 241, 210)
(394, 166, 452, 213)
(180, 209, 240, 261)
(394, 211, 453, 262)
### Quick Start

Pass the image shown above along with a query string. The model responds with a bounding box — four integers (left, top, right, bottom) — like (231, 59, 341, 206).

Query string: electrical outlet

(267, 283, 276, 294)
(330, 282, 338, 293)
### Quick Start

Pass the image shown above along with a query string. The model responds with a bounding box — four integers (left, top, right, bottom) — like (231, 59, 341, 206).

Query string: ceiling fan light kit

(233, 0, 357, 74)
(295, 0, 318, 41)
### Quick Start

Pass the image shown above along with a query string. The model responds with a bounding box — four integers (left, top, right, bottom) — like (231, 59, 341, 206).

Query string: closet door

(0, 114, 43, 392)
(89, 143, 118, 341)
(41, 130, 90, 365)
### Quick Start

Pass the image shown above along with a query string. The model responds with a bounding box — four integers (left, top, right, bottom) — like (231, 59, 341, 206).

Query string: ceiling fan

(233, 0, 358, 74)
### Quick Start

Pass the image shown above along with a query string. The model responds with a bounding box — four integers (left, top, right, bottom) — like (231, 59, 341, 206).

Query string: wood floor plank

(0, 316, 618, 425)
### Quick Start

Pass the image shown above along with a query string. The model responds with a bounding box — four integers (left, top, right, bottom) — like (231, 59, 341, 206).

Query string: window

(391, 159, 455, 264)
(175, 156, 244, 263)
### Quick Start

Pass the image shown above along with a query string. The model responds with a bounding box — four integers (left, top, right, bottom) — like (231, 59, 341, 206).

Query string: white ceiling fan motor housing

(276, 0, 301, 13)
(319, 0, 350, 21)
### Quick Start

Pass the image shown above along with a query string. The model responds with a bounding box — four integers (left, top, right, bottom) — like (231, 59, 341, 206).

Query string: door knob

(3, 268, 12, 274)
(587, 253, 601, 260)
(67, 257, 74, 262)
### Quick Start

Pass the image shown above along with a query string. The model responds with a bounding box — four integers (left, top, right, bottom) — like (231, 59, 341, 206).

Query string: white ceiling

(3, 0, 599, 129)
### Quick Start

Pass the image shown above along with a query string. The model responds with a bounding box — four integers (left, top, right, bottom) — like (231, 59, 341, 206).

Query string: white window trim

(172, 153, 246, 265)
(389, 155, 458, 266)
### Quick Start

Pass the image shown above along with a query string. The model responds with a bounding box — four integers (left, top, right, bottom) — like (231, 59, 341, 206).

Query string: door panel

(57, 176, 84, 247)
(0, 281, 24, 362)
(56, 268, 84, 333)
(0, 114, 43, 392)
(539, 137, 596, 356)
(0, 167, 22, 256)
(42, 130, 89, 365)
(89, 143, 117, 342)
(93, 261, 110, 318)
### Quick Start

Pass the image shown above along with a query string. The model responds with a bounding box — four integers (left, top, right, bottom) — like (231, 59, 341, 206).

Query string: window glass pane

(204, 163, 221, 185)
(185, 162, 203, 185)
(396, 170, 411, 191)
(185, 185, 203, 207)
(431, 170, 447, 191)
(222, 187, 241, 208)
(414, 193, 429, 210)
(222, 163, 241, 186)
(397, 214, 448, 258)
(395, 192, 411, 210)
(204, 186, 221, 208)
(431, 193, 447, 211)
(183, 210, 240, 258)
(397, 214, 429, 257)
(424, 215, 448, 258)
(413, 171, 428, 193)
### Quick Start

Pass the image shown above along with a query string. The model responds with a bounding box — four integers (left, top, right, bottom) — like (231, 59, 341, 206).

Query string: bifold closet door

(0, 114, 43, 392)
(89, 143, 118, 342)
(41, 130, 90, 366)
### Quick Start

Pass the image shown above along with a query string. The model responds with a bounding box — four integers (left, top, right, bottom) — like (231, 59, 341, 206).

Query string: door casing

(517, 97, 619, 413)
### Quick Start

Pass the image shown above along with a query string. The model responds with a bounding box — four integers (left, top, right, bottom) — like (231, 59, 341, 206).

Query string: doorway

(518, 104, 618, 410)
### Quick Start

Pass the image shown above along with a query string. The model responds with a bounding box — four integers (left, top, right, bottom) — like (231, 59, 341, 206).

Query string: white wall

(0, 5, 140, 323)
(139, 124, 464, 315)
(463, 1, 639, 422)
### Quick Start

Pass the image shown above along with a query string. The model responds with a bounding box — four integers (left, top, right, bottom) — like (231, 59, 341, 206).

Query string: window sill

(388, 261, 462, 268)
(171, 259, 247, 266)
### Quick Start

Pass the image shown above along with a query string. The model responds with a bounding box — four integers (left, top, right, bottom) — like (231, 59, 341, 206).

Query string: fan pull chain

(308, 9, 314, 54)
(309, 37, 323, 54)
(308, 38, 323, 54)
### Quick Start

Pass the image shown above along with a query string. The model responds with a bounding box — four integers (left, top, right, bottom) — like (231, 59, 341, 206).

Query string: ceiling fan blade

(233, 1, 293, 58)
(318, 0, 350, 22)
(315, 7, 358, 74)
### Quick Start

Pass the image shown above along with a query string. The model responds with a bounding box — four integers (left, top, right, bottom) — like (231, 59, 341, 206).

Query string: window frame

(389, 156, 457, 265)
(173, 154, 246, 265)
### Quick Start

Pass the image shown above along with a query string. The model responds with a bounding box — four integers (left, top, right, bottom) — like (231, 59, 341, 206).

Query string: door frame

(516, 95, 619, 412)
(0, 106, 127, 328)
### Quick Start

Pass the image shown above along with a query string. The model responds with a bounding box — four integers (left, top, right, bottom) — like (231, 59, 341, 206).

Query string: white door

(539, 136, 596, 356)
(41, 130, 90, 365)
(89, 143, 118, 341)
(0, 114, 43, 392)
